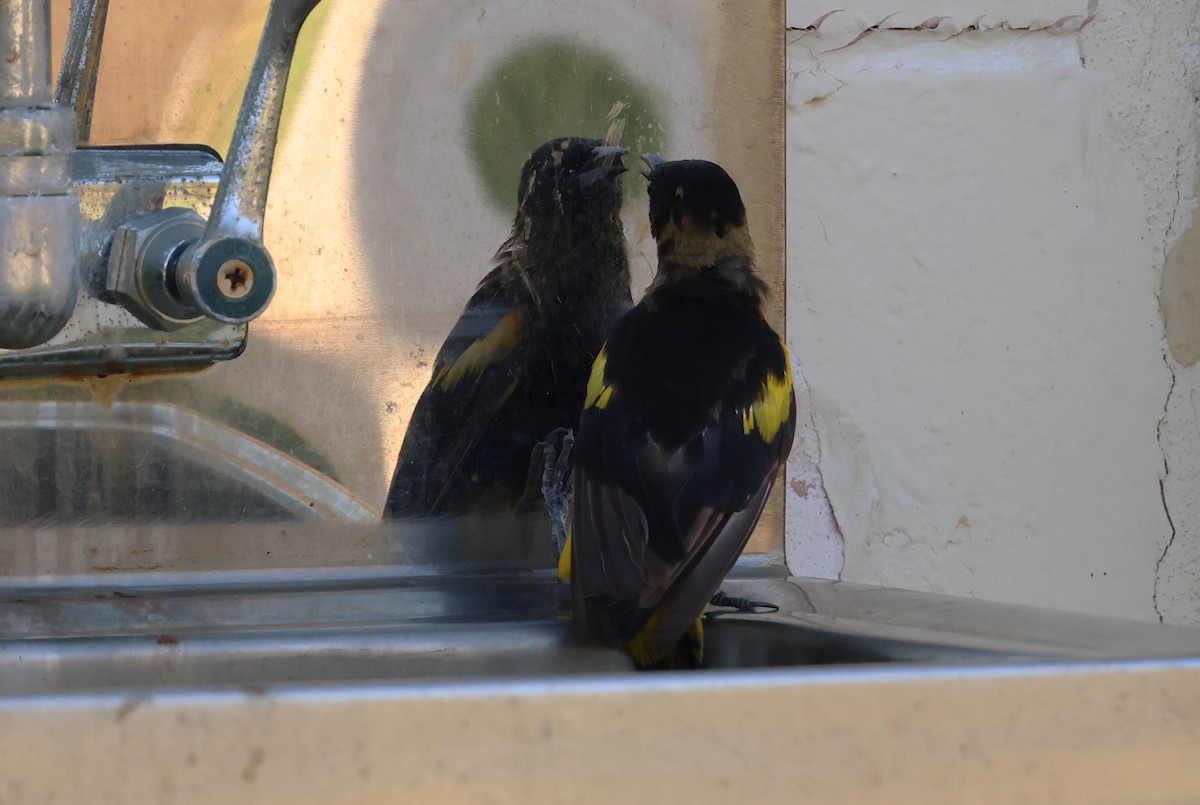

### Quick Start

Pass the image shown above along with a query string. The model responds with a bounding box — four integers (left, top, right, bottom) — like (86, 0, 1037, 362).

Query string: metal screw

(215, 259, 254, 299)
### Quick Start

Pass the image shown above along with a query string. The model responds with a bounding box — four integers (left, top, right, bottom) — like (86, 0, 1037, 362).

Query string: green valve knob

(175, 235, 276, 325)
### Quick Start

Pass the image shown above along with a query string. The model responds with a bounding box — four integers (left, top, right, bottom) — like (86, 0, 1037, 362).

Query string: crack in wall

(1153, 143, 1186, 623)
(785, 1, 1099, 50)
(1154, 354, 1178, 624)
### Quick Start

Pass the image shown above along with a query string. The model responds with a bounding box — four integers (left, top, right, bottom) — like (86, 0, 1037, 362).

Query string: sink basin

(5, 522, 1200, 804)
(3, 520, 1200, 697)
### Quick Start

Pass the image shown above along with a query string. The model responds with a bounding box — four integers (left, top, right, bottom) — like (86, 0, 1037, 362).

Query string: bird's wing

(384, 265, 533, 518)
(572, 347, 796, 657)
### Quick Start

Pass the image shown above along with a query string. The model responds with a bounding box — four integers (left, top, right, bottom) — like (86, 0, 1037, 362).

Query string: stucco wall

(784, 0, 1200, 623)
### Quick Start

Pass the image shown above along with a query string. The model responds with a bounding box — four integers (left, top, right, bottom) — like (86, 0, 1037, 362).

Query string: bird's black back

(575, 258, 790, 569)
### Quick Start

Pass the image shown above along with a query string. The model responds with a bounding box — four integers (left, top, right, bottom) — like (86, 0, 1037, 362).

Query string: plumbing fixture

(0, 0, 323, 376)
(0, 0, 81, 349)
(167, 0, 324, 325)
(54, 0, 107, 144)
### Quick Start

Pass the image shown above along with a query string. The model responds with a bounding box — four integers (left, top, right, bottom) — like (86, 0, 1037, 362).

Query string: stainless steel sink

(6, 522, 1200, 803)
(4, 521, 1200, 697)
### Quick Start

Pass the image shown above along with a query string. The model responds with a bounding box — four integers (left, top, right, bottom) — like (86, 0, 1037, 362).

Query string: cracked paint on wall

(784, 3, 1175, 620)
(1080, 1, 1200, 625)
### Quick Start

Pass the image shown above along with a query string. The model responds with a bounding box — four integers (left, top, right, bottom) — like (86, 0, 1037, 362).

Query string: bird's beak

(591, 145, 629, 160)
(578, 145, 629, 188)
(640, 153, 666, 179)
(590, 144, 629, 174)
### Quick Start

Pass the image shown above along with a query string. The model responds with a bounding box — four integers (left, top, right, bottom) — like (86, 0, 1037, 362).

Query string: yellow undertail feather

(435, 309, 525, 391)
(742, 345, 793, 443)
(567, 530, 704, 668)
(624, 611, 705, 670)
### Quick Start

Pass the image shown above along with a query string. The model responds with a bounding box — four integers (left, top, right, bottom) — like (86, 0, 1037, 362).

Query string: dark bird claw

(707, 590, 780, 615)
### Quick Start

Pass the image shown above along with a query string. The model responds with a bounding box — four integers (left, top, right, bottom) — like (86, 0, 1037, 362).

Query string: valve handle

(172, 0, 323, 324)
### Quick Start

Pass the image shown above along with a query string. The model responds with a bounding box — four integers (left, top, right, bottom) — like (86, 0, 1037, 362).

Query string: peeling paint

(784, 361, 845, 578)
(1162, 183, 1200, 366)
(785, 1, 1098, 32)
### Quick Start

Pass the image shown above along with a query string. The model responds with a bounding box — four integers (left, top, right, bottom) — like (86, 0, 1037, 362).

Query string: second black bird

(385, 137, 632, 519)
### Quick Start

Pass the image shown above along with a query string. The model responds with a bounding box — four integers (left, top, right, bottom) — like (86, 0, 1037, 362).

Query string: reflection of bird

(385, 137, 631, 520)
(567, 157, 795, 669)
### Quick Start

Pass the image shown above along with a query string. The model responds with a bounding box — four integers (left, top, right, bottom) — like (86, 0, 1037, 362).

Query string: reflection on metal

(0, 402, 375, 525)
(3, 522, 1200, 697)
(2, 0, 323, 371)
(5, 531, 1200, 799)
(53, 0, 109, 144)
(0, 0, 81, 349)
(0, 0, 51, 103)
(466, 39, 665, 210)
(0, 147, 247, 377)
(173, 0, 324, 325)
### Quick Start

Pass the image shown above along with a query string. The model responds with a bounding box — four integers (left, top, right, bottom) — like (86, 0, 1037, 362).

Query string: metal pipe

(209, 0, 322, 242)
(0, 0, 81, 349)
(0, 0, 52, 106)
(173, 0, 322, 324)
(54, 0, 109, 144)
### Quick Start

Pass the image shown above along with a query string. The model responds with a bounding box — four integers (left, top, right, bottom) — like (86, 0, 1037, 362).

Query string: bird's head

(516, 137, 627, 223)
(641, 157, 754, 268)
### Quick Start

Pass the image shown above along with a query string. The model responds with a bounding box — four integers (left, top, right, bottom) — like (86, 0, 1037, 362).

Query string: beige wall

(784, 0, 1200, 623)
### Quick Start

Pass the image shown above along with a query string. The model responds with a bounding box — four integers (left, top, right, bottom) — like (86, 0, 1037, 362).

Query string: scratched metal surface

(3, 0, 788, 550)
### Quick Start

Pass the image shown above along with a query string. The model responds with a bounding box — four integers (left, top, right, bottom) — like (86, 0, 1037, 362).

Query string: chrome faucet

(0, 0, 81, 349)
(0, 0, 322, 373)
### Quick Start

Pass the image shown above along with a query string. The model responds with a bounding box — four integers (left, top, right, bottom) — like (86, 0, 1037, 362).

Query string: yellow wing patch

(435, 309, 524, 391)
(742, 345, 794, 443)
(584, 345, 615, 409)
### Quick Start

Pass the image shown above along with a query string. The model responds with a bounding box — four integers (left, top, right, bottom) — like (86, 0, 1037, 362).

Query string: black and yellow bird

(566, 157, 795, 669)
(384, 137, 632, 520)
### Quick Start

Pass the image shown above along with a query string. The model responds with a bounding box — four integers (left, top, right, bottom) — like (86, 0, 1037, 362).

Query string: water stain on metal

(240, 747, 266, 783)
(113, 695, 147, 721)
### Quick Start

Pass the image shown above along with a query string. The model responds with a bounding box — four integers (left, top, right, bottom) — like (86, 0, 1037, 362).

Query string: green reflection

(467, 38, 666, 211)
